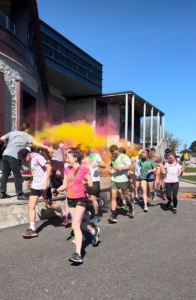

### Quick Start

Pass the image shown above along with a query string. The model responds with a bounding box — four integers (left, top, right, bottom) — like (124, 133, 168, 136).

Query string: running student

(18, 148, 63, 238)
(162, 148, 171, 199)
(53, 151, 100, 264)
(50, 142, 65, 187)
(162, 152, 183, 214)
(108, 145, 134, 223)
(82, 149, 106, 223)
(0, 123, 54, 200)
(132, 150, 142, 204)
(139, 149, 156, 212)
(127, 151, 135, 201)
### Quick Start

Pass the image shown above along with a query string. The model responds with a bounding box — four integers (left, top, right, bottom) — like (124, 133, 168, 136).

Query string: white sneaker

(144, 206, 148, 212)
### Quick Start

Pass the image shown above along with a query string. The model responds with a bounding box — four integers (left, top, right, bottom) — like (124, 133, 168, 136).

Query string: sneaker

(83, 211, 91, 224)
(69, 252, 83, 264)
(172, 208, 177, 214)
(17, 193, 28, 200)
(121, 201, 127, 209)
(134, 196, 139, 204)
(92, 215, 100, 223)
(91, 227, 100, 246)
(166, 201, 172, 208)
(99, 194, 105, 206)
(72, 234, 86, 244)
(129, 203, 135, 218)
(0, 192, 11, 199)
(151, 191, 156, 201)
(22, 229, 38, 238)
(108, 214, 117, 223)
(144, 206, 148, 212)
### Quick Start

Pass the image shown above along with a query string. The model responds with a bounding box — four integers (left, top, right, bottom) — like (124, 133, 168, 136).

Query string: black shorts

(141, 179, 154, 182)
(86, 181, 100, 196)
(67, 197, 88, 208)
(30, 187, 52, 199)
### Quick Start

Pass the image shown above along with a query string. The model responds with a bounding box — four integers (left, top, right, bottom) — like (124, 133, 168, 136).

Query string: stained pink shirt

(64, 165, 89, 199)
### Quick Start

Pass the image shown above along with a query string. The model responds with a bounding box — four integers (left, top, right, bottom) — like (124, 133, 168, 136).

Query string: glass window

(42, 32, 48, 44)
(48, 47, 54, 58)
(55, 51, 63, 63)
(48, 37, 55, 48)
(56, 43, 62, 53)
(67, 50, 75, 60)
(67, 59, 75, 69)
(63, 47, 67, 56)
(43, 44, 48, 54)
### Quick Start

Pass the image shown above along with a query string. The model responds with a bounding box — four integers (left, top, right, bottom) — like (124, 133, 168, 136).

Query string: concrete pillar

(143, 102, 146, 149)
(125, 94, 128, 146)
(157, 111, 160, 145)
(163, 115, 165, 139)
(150, 107, 153, 148)
(131, 94, 135, 148)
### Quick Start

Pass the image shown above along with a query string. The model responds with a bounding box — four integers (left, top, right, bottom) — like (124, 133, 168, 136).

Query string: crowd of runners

(0, 123, 185, 264)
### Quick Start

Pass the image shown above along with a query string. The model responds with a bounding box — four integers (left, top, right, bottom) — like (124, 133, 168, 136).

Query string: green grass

(184, 167, 196, 173)
(180, 176, 196, 182)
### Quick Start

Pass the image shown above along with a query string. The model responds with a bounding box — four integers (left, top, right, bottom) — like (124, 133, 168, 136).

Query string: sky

(37, 0, 196, 149)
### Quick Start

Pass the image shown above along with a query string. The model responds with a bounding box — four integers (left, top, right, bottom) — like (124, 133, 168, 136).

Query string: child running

(139, 149, 156, 212)
(53, 150, 100, 264)
(18, 148, 64, 238)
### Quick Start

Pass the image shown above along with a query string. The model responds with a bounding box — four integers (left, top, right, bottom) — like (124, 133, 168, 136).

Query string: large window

(41, 31, 102, 87)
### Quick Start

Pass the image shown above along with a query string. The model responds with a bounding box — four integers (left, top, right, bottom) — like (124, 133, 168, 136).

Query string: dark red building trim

(0, 72, 5, 137)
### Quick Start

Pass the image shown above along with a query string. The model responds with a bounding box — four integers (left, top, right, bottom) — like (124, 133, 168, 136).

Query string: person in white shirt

(51, 143, 65, 186)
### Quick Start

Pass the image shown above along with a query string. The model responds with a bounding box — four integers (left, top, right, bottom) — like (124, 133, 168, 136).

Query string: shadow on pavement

(36, 216, 65, 234)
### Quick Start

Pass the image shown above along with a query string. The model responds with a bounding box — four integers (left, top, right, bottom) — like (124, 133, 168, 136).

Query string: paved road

(1, 192, 196, 300)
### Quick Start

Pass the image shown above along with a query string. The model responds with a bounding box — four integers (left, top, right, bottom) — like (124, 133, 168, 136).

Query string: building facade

(0, 0, 165, 148)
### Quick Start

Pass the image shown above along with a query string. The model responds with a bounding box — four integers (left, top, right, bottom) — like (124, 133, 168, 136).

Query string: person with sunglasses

(53, 150, 100, 264)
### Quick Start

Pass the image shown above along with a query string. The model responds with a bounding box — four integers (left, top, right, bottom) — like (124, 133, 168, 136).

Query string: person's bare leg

(135, 180, 140, 198)
(111, 189, 118, 211)
(28, 196, 39, 222)
(45, 198, 62, 213)
(123, 190, 132, 204)
(141, 181, 147, 207)
(69, 206, 85, 256)
(148, 181, 154, 196)
(129, 178, 135, 198)
(90, 195, 99, 215)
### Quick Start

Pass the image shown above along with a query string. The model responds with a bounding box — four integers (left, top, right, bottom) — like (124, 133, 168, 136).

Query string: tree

(189, 141, 196, 153)
(164, 131, 181, 152)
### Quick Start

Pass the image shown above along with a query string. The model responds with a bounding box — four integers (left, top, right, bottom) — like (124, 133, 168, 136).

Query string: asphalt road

(0, 195, 196, 300)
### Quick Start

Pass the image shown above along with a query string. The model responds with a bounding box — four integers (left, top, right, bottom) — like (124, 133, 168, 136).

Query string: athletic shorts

(129, 174, 141, 181)
(128, 173, 135, 180)
(67, 197, 88, 208)
(30, 187, 52, 199)
(163, 174, 167, 179)
(86, 181, 100, 196)
(141, 179, 154, 182)
(111, 181, 129, 191)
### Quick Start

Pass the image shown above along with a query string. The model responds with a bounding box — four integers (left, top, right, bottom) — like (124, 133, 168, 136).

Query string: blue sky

(37, 0, 196, 149)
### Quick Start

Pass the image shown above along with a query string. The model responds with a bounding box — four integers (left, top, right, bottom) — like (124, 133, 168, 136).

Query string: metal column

(157, 111, 160, 145)
(163, 115, 165, 139)
(143, 102, 146, 149)
(150, 107, 154, 148)
(125, 94, 128, 147)
(131, 94, 135, 149)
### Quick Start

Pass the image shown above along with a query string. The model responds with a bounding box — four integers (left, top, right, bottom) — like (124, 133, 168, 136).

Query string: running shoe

(172, 208, 177, 214)
(92, 215, 100, 223)
(151, 191, 156, 201)
(69, 252, 83, 264)
(108, 214, 117, 223)
(72, 235, 86, 244)
(143, 206, 148, 212)
(166, 201, 172, 208)
(99, 194, 105, 206)
(91, 227, 100, 246)
(134, 196, 139, 204)
(121, 200, 127, 210)
(22, 229, 38, 238)
(129, 203, 134, 218)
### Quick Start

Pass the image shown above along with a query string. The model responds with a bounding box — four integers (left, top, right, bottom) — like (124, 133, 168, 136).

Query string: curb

(179, 179, 196, 185)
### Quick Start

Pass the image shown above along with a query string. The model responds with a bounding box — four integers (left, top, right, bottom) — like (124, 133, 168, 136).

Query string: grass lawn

(180, 176, 196, 182)
(184, 167, 196, 173)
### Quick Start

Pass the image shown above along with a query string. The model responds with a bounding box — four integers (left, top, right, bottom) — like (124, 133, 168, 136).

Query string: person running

(50, 142, 65, 187)
(108, 145, 133, 223)
(18, 148, 63, 238)
(162, 152, 183, 214)
(132, 150, 142, 203)
(53, 150, 100, 264)
(127, 151, 136, 201)
(0, 123, 54, 200)
(82, 149, 106, 223)
(162, 148, 172, 199)
(139, 149, 156, 212)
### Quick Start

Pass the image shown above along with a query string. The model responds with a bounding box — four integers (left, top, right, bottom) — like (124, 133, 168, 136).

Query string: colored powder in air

(34, 120, 106, 150)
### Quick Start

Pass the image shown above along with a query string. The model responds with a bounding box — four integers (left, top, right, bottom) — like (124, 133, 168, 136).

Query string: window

(42, 32, 48, 44)
(67, 50, 75, 60)
(48, 47, 54, 58)
(48, 37, 55, 48)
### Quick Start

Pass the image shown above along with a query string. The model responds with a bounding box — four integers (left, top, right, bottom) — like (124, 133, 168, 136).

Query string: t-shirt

(110, 154, 132, 183)
(30, 153, 52, 190)
(164, 162, 181, 183)
(139, 158, 156, 180)
(82, 153, 102, 182)
(64, 162, 69, 169)
(51, 143, 64, 162)
(3, 131, 34, 159)
(64, 165, 90, 199)
(133, 156, 141, 176)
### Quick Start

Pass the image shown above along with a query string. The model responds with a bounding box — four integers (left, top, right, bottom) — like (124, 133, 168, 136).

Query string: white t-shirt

(82, 153, 102, 182)
(164, 162, 182, 183)
(51, 143, 64, 162)
(110, 154, 132, 183)
(30, 153, 52, 190)
(64, 162, 69, 169)
(133, 156, 141, 176)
